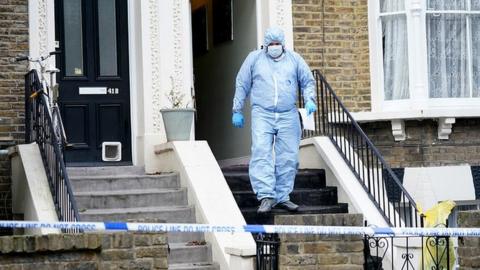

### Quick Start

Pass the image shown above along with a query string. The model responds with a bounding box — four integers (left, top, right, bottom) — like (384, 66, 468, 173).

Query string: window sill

(349, 108, 480, 141)
(350, 108, 480, 123)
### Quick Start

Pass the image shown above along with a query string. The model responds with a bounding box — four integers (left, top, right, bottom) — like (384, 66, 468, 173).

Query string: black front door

(55, 0, 131, 164)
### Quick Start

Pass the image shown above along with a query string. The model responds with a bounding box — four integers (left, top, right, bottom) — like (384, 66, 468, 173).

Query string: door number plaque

(107, 87, 119, 94)
(79, 87, 119, 95)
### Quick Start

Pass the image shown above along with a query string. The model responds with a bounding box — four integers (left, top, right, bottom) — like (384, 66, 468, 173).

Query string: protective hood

(264, 26, 285, 47)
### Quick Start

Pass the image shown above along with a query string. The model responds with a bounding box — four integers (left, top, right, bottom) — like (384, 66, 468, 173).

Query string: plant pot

(160, 108, 196, 141)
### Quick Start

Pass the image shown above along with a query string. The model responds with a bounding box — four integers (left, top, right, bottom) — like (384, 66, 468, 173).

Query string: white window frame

(367, 0, 480, 117)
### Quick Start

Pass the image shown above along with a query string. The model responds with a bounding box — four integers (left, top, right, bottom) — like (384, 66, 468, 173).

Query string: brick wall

(275, 214, 364, 269)
(292, 0, 371, 111)
(361, 119, 480, 167)
(0, 0, 29, 227)
(457, 211, 480, 270)
(0, 232, 168, 269)
(0, 0, 28, 142)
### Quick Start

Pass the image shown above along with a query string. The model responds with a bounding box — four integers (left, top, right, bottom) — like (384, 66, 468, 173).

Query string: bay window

(368, 0, 480, 114)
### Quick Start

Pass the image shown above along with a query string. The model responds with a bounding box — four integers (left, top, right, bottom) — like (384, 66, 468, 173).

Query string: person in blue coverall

(232, 26, 317, 214)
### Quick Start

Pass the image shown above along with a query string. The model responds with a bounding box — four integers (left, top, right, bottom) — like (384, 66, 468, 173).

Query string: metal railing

(24, 70, 80, 225)
(255, 71, 424, 269)
(256, 233, 280, 270)
(364, 221, 453, 270)
(299, 70, 422, 227)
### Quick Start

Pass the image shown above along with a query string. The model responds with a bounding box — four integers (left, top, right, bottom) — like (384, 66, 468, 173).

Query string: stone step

(67, 166, 146, 177)
(168, 242, 212, 265)
(75, 188, 187, 209)
(169, 262, 220, 270)
(168, 232, 205, 244)
(79, 206, 196, 224)
(80, 205, 205, 243)
(224, 169, 326, 191)
(241, 204, 349, 225)
(70, 173, 180, 192)
(233, 187, 339, 208)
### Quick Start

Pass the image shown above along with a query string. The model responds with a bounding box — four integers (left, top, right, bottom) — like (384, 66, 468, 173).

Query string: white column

(367, 0, 383, 112)
(141, 0, 194, 172)
(28, 0, 56, 69)
(256, 0, 294, 49)
(139, 0, 164, 172)
(407, 0, 428, 111)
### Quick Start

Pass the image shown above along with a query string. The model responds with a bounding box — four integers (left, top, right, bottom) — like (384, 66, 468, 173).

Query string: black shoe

(276, 200, 299, 212)
(257, 198, 276, 214)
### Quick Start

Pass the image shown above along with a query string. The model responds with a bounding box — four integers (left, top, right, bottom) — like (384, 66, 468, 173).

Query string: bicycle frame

(16, 51, 68, 147)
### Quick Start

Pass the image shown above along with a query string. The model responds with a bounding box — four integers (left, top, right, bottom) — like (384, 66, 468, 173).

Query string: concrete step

(67, 166, 146, 177)
(224, 169, 327, 191)
(169, 262, 220, 270)
(168, 242, 212, 265)
(79, 206, 202, 243)
(69, 173, 180, 192)
(75, 188, 187, 209)
(168, 232, 205, 244)
(68, 166, 218, 267)
(233, 187, 339, 208)
(242, 204, 349, 225)
(79, 206, 196, 223)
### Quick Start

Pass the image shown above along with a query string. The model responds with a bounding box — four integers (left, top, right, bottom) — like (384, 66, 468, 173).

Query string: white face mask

(267, 45, 283, 58)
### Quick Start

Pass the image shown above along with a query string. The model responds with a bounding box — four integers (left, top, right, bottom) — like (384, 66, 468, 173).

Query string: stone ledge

(0, 234, 100, 254)
(0, 232, 167, 254)
(0, 231, 168, 269)
(275, 213, 363, 227)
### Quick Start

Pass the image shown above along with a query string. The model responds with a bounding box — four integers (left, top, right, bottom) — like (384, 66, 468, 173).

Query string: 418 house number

(107, 87, 119, 94)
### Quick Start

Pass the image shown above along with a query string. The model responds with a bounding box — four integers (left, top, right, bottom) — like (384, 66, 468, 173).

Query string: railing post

(317, 72, 326, 135)
(24, 73, 30, 143)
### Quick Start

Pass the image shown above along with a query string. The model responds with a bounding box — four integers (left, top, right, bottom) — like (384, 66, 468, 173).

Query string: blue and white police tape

(1, 221, 480, 237)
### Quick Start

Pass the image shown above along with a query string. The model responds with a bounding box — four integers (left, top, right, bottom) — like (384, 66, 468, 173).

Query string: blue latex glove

(232, 112, 244, 128)
(305, 100, 317, 116)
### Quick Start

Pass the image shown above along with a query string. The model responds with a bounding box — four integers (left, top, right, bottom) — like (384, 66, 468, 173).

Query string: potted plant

(160, 77, 196, 141)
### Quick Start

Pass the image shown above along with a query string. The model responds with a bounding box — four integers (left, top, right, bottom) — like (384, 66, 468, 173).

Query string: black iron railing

(256, 233, 280, 270)
(299, 70, 421, 227)
(24, 70, 80, 225)
(364, 221, 453, 270)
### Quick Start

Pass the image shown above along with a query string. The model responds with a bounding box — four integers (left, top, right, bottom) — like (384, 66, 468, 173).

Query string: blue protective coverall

(232, 27, 316, 203)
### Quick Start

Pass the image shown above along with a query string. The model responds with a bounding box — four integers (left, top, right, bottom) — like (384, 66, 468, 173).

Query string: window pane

(473, 0, 480, 11)
(98, 0, 118, 76)
(427, 0, 466, 10)
(382, 15, 409, 100)
(472, 15, 480, 97)
(427, 14, 469, 98)
(380, 0, 404, 13)
(64, 0, 84, 76)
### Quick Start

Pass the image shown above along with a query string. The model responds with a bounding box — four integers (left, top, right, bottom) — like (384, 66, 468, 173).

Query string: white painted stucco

(10, 144, 60, 235)
(153, 141, 256, 270)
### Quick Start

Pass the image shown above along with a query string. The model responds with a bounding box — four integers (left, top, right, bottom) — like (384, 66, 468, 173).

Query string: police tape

(1, 221, 480, 237)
